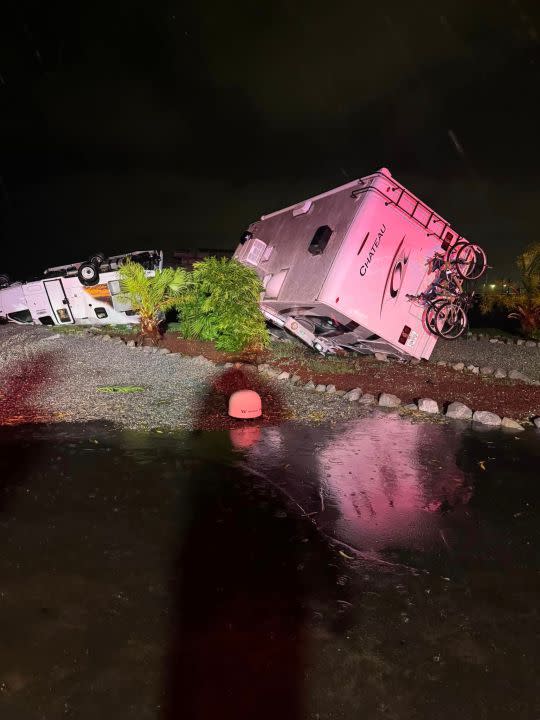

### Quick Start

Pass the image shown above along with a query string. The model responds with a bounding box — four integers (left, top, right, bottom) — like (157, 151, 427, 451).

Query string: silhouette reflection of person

(164, 428, 304, 720)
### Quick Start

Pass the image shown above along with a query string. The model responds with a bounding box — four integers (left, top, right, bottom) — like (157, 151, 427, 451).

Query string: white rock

(343, 388, 362, 401)
(489, 338, 498, 344)
(290, 374, 301, 384)
(358, 393, 376, 405)
(159, 347, 171, 354)
(194, 355, 215, 366)
(304, 380, 316, 390)
(374, 352, 389, 362)
(224, 362, 234, 368)
(525, 340, 537, 347)
(472, 410, 502, 427)
(501, 417, 524, 431)
(494, 368, 507, 379)
(452, 362, 465, 371)
(436, 361, 447, 367)
(102, 334, 111, 341)
(516, 339, 524, 346)
(417, 398, 439, 414)
(403, 403, 418, 410)
(378, 393, 401, 408)
(533, 417, 540, 429)
(315, 384, 327, 392)
(277, 371, 290, 380)
(480, 366, 494, 376)
(508, 369, 532, 383)
(325, 384, 336, 394)
(445, 402, 473, 420)
(126, 339, 136, 347)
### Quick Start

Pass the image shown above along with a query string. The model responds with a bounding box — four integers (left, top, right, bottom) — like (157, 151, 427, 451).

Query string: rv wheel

(78, 261, 100, 286)
(89, 251, 106, 266)
(0, 273, 10, 288)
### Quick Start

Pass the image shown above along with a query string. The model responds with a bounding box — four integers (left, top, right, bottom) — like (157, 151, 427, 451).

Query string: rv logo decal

(359, 224, 385, 277)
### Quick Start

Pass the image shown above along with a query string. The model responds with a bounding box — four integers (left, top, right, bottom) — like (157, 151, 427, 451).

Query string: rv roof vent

(308, 225, 333, 256)
(293, 200, 313, 217)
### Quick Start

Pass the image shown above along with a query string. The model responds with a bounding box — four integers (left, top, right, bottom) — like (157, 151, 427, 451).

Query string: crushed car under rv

(234, 168, 487, 360)
(0, 250, 163, 326)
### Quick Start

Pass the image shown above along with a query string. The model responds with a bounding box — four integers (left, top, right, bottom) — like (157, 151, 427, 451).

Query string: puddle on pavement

(0, 414, 538, 719)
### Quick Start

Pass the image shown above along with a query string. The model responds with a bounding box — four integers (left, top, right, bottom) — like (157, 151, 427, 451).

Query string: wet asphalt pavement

(0, 414, 539, 720)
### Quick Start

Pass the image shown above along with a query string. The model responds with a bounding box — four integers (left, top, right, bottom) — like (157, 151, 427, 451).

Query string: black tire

(78, 261, 100, 286)
(424, 298, 447, 336)
(454, 243, 487, 281)
(434, 302, 468, 339)
(0, 273, 10, 288)
(445, 240, 469, 263)
(89, 251, 106, 266)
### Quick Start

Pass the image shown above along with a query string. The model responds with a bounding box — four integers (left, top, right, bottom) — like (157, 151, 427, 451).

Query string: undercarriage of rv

(260, 305, 408, 361)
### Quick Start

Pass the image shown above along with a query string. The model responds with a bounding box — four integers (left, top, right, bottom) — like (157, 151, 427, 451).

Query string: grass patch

(51, 325, 86, 334)
(97, 385, 145, 393)
(91, 324, 138, 335)
(165, 321, 183, 333)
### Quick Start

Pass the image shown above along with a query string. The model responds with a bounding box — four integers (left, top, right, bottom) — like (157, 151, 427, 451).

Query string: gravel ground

(430, 336, 540, 380)
(0, 326, 367, 430)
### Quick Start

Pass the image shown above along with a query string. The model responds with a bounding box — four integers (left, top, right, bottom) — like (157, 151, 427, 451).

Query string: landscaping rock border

(75, 329, 540, 432)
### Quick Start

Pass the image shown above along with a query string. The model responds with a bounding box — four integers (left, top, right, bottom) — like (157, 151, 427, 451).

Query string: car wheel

(89, 251, 106, 266)
(78, 261, 99, 286)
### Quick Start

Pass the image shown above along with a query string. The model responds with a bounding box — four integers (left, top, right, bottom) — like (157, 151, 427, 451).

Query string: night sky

(1, 0, 539, 279)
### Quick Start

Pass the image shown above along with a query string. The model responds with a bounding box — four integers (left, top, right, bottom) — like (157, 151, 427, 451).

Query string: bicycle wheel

(434, 302, 468, 339)
(423, 298, 447, 336)
(454, 243, 487, 280)
(445, 240, 469, 263)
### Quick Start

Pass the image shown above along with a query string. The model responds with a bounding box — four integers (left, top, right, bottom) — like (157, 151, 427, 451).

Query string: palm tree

(481, 242, 540, 337)
(118, 260, 188, 343)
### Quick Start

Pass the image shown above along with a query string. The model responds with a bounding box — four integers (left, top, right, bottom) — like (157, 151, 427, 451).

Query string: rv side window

(95, 307, 108, 319)
(7, 309, 33, 324)
(308, 225, 332, 255)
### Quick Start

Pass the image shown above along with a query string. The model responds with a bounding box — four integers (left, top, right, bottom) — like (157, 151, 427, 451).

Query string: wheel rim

(424, 299, 447, 335)
(446, 241, 469, 263)
(81, 266, 95, 279)
(455, 244, 487, 280)
(435, 303, 467, 339)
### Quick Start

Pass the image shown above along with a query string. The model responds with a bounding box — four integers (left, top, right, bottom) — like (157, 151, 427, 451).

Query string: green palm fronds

(176, 257, 269, 352)
(118, 260, 189, 341)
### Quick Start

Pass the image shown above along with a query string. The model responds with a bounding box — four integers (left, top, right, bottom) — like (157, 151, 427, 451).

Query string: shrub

(118, 260, 188, 343)
(177, 257, 269, 352)
(481, 243, 540, 336)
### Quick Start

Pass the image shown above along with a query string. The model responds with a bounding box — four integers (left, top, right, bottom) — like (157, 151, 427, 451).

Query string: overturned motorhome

(0, 250, 162, 326)
(234, 168, 484, 360)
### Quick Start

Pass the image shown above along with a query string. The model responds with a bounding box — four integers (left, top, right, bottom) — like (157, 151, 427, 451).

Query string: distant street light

(490, 284, 496, 289)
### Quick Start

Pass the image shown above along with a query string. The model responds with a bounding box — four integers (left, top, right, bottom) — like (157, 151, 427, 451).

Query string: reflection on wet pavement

(0, 415, 538, 719)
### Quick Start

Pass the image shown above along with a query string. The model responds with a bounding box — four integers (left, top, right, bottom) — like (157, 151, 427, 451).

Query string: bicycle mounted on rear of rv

(406, 239, 487, 340)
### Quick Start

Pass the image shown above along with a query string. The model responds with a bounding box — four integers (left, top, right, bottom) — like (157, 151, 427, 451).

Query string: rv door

(43, 279, 75, 324)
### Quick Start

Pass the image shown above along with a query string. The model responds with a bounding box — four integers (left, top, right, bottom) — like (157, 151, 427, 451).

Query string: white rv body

(0, 250, 162, 327)
(234, 168, 466, 360)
